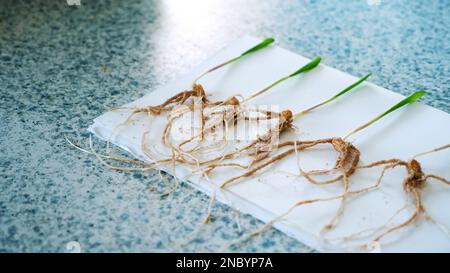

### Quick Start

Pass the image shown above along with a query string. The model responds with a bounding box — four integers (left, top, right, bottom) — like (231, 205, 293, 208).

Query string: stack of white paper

(89, 36, 450, 252)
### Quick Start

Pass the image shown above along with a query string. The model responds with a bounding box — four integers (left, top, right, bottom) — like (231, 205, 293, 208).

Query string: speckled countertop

(0, 0, 449, 252)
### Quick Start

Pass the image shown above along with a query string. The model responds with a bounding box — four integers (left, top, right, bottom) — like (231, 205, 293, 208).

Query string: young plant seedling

(107, 38, 276, 141)
(219, 91, 426, 250)
(179, 73, 373, 234)
(154, 37, 276, 114)
(196, 73, 372, 176)
(219, 91, 426, 188)
(157, 57, 322, 164)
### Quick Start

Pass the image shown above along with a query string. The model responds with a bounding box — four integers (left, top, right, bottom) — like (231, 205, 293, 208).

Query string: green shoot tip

(289, 57, 322, 78)
(343, 90, 426, 139)
(241, 37, 275, 56)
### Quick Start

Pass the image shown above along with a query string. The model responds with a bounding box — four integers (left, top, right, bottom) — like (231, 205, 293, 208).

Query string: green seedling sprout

(171, 57, 322, 153)
(180, 71, 371, 170)
(107, 38, 275, 149)
(293, 73, 372, 119)
(220, 91, 430, 251)
(344, 91, 426, 139)
(194, 37, 275, 84)
(218, 91, 427, 209)
(241, 57, 321, 103)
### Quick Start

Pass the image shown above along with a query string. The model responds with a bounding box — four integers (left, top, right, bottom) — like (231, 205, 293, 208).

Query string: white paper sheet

(89, 36, 450, 252)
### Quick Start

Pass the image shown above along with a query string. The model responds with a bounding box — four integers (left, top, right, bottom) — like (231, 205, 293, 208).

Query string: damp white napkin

(89, 36, 450, 252)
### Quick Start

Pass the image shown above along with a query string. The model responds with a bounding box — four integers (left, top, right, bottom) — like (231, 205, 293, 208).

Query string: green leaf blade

(241, 55, 321, 103)
(241, 37, 275, 56)
(329, 73, 372, 101)
(289, 57, 322, 78)
(293, 73, 372, 118)
(194, 37, 275, 84)
(374, 90, 426, 123)
(344, 90, 426, 139)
